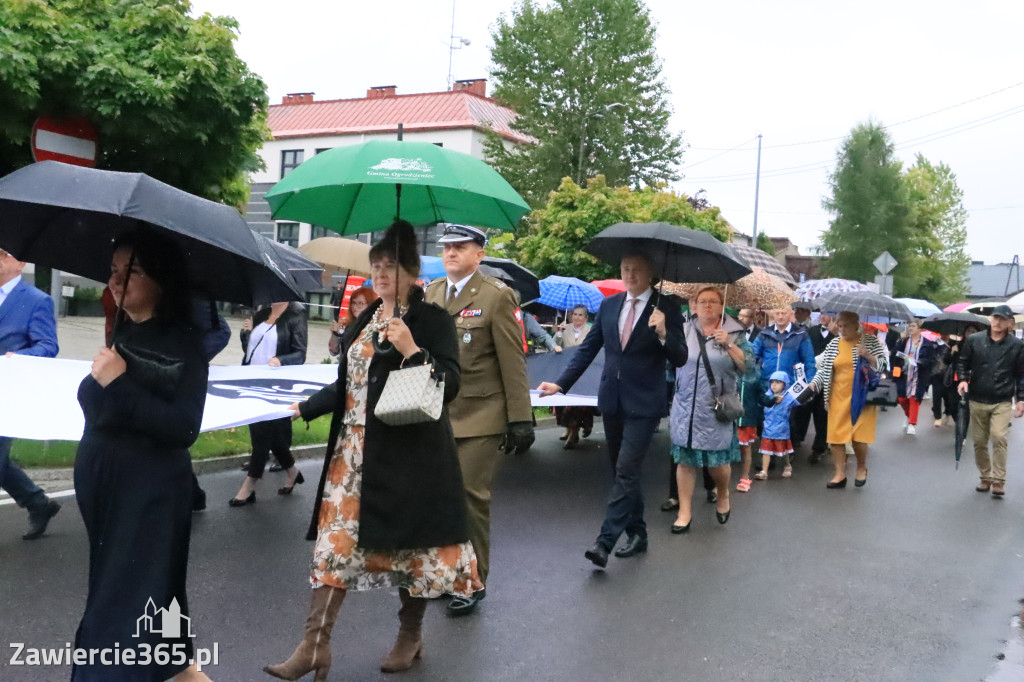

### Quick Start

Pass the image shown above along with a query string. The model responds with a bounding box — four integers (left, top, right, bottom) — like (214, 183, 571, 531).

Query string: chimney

(366, 85, 398, 99)
(282, 92, 314, 105)
(453, 79, 487, 97)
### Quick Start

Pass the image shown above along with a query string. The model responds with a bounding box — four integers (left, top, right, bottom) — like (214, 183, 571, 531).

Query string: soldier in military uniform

(425, 224, 535, 616)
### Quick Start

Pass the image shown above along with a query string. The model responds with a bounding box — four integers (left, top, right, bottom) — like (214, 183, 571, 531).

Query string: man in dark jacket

(538, 253, 686, 568)
(738, 308, 760, 344)
(957, 305, 1024, 497)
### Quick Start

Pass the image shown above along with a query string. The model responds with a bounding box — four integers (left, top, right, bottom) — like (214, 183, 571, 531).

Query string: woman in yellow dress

(809, 311, 889, 488)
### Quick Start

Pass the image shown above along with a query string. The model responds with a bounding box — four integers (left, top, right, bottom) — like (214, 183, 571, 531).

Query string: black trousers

(790, 400, 813, 447)
(598, 415, 660, 549)
(931, 376, 957, 419)
(247, 417, 295, 479)
(810, 392, 828, 453)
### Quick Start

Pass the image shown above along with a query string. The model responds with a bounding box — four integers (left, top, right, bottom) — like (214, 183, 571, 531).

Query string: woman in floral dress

(265, 221, 480, 682)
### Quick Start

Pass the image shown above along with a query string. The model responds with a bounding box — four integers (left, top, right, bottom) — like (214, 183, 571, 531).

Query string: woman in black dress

(73, 231, 210, 682)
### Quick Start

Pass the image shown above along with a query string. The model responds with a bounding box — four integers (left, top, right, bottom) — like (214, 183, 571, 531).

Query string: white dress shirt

(618, 288, 652, 338)
(445, 273, 475, 300)
(0, 274, 21, 309)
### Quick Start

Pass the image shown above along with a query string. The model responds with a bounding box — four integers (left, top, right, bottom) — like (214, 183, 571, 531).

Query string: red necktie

(621, 298, 639, 349)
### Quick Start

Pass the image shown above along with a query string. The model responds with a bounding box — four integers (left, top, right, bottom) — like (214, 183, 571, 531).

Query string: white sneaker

(934, 419, 943, 428)
(902, 415, 909, 429)
(907, 424, 917, 435)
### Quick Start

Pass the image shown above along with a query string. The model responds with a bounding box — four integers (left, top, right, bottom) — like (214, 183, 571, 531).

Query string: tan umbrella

(298, 237, 372, 275)
(662, 267, 798, 310)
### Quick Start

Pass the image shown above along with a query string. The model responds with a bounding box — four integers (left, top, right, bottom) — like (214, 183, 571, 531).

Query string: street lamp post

(577, 102, 624, 185)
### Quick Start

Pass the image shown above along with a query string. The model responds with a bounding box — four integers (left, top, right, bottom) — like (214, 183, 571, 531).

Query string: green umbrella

(264, 139, 530, 233)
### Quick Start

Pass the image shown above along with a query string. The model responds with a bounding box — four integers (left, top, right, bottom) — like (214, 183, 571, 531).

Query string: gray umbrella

(814, 291, 914, 323)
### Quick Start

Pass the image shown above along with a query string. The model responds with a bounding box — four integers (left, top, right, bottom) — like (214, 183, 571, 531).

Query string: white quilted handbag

(374, 362, 445, 426)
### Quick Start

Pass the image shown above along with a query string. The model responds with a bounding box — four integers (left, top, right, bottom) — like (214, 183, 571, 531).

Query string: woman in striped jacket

(809, 311, 889, 488)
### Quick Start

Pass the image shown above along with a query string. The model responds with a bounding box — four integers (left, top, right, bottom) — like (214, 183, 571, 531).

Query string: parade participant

(554, 305, 593, 448)
(0, 248, 61, 540)
(524, 311, 561, 352)
(538, 253, 687, 565)
(737, 307, 761, 343)
(230, 300, 308, 506)
(930, 333, 954, 427)
(804, 312, 835, 462)
(754, 371, 801, 481)
(809, 311, 888, 489)
(73, 231, 210, 681)
(894, 319, 935, 435)
(667, 288, 751, 531)
(267, 221, 480, 680)
(751, 307, 816, 454)
(425, 223, 533, 616)
(329, 286, 375, 357)
(957, 305, 1024, 497)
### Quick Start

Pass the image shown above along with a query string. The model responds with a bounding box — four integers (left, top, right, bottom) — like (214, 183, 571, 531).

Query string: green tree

(756, 231, 776, 255)
(821, 121, 916, 293)
(0, 0, 268, 207)
(512, 175, 731, 280)
(902, 154, 969, 305)
(486, 0, 683, 207)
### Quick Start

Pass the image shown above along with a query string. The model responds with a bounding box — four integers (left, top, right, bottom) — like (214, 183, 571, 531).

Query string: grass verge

(10, 416, 333, 469)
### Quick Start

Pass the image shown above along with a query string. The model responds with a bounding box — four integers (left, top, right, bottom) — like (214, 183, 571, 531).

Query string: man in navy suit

(538, 253, 687, 567)
(0, 249, 61, 539)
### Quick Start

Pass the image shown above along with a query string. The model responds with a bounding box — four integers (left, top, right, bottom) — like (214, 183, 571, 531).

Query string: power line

(682, 103, 1024, 184)
(679, 136, 758, 170)
(686, 79, 1024, 151)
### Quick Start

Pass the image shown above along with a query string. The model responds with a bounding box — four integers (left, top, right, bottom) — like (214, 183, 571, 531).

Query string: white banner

(0, 355, 340, 441)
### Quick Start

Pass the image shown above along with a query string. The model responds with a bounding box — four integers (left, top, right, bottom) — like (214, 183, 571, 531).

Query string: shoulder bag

(697, 333, 745, 423)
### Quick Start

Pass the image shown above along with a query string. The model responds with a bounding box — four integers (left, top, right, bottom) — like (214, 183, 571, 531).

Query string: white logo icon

(370, 157, 433, 173)
(134, 597, 195, 639)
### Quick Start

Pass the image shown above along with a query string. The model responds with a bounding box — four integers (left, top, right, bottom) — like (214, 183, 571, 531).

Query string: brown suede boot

(264, 586, 346, 682)
(380, 589, 427, 673)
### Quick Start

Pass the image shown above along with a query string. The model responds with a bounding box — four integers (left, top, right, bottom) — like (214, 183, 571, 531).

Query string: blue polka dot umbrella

(538, 275, 605, 313)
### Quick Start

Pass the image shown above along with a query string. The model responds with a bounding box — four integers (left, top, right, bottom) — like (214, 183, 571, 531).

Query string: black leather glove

(501, 421, 536, 454)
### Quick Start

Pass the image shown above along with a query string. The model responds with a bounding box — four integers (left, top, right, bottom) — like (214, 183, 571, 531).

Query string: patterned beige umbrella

(662, 267, 798, 309)
(298, 236, 371, 275)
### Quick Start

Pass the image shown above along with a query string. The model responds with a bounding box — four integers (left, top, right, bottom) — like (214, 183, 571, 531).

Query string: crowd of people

(2, 225, 1024, 680)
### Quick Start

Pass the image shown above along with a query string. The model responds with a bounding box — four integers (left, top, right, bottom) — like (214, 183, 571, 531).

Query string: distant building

(731, 231, 826, 283)
(966, 257, 1022, 301)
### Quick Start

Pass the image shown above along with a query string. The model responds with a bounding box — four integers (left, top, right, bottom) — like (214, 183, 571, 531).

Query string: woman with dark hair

(894, 319, 935, 436)
(329, 285, 376, 356)
(230, 299, 308, 505)
(73, 230, 210, 681)
(265, 221, 480, 680)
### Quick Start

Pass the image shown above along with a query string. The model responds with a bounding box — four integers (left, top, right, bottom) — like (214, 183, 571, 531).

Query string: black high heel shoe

(228, 491, 256, 507)
(716, 508, 731, 525)
(278, 471, 305, 495)
(826, 478, 848, 489)
(670, 520, 691, 534)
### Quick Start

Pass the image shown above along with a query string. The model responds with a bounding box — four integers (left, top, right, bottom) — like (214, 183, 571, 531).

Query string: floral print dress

(310, 327, 481, 597)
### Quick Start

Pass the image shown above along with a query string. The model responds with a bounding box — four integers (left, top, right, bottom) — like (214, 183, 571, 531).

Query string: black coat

(957, 330, 1024, 404)
(73, 319, 207, 681)
(299, 296, 468, 550)
(806, 324, 835, 357)
(240, 302, 308, 365)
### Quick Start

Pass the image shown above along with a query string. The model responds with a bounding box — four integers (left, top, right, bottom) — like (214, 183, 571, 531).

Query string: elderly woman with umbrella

(808, 292, 901, 488)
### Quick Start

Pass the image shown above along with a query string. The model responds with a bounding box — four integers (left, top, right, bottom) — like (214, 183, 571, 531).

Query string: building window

(315, 148, 333, 155)
(310, 225, 332, 240)
(281, 149, 304, 178)
(277, 222, 299, 248)
(433, 142, 444, 147)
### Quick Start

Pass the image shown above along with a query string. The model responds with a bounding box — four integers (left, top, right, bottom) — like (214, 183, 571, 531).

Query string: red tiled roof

(268, 91, 533, 144)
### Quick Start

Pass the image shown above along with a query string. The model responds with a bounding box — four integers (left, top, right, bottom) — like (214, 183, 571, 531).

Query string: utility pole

(751, 133, 762, 246)
(446, 1, 470, 90)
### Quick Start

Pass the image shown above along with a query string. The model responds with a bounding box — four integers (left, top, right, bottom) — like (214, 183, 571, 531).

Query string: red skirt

(759, 438, 794, 457)
(737, 426, 759, 446)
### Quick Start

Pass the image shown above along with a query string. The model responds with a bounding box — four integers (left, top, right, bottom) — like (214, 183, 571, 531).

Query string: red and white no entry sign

(31, 115, 99, 167)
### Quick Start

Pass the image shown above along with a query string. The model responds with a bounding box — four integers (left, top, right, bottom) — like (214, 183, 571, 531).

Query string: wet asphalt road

(2, 407, 1023, 681)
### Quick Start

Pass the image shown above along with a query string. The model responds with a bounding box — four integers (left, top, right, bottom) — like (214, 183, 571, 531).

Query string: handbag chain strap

(696, 331, 723, 395)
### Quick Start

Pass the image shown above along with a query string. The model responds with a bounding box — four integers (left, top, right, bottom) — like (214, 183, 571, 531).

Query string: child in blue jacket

(755, 371, 800, 480)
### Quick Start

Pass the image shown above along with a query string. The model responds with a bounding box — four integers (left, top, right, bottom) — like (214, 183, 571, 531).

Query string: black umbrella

(921, 311, 991, 336)
(255, 233, 324, 293)
(585, 222, 752, 284)
(0, 161, 302, 305)
(481, 256, 541, 302)
(954, 394, 971, 469)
